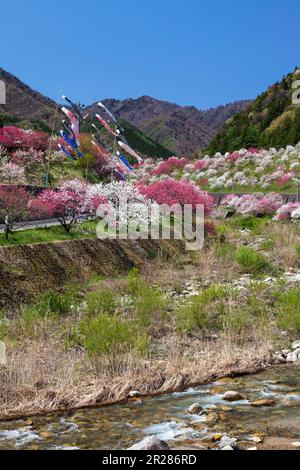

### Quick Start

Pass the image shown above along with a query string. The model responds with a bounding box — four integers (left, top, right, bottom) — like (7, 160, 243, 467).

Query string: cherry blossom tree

(0, 187, 30, 239)
(0, 126, 49, 150)
(35, 181, 108, 233)
(138, 179, 214, 215)
(0, 162, 26, 184)
(222, 193, 283, 216)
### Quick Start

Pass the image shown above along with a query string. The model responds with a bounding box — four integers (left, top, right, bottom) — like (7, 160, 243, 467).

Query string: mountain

(86, 96, 250, 155)
(207, 67, 300, 154)
(0, 67, 250, 156)
(200, 101, 252, 130)
(0, 68, 174, 158)
(0, 68, 60, 131)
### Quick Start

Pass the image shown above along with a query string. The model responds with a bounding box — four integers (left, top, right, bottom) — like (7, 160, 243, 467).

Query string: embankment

(0, 238, 183, 309)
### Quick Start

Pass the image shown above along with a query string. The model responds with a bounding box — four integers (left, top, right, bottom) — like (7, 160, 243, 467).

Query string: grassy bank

(0, 217, 299, 420)
(0, 221, 98, 246)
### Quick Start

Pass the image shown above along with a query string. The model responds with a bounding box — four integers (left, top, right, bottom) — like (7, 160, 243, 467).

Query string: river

(1, 365, 300, 450)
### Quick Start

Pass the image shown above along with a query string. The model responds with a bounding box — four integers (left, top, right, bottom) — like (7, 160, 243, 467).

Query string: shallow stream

(1, 365, 300, 450)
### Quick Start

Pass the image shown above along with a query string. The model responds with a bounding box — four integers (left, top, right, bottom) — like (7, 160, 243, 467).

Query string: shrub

(235, 247, 273, 275)
(127, 269, 167, 327)
(0, 126, 49, 150)
(276, 288, 300, 332)
(0, 162, 26, 184)
(37, 289, 78, 316)
(275, 202, 300, 220)
(233, 215, 269, 233)
(75, 314, 150, 374)
(152, 157, 188, 176)
(85, 289, 116, 316)
(133, 285, 167, 327)
(176, 285, 228, 333)
(222, 193, 283, 217)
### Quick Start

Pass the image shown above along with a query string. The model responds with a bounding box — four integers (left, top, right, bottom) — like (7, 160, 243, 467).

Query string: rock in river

(219, 436, 237, 449)
(188, 403, 203, 415)
(128, 437, 170, 450)
(223, 391, 245, 402)
(128, 390, 141, 398)
(286, 352, 299, 363)
(251, 399, 276, 407)
(292, 340, 300, 350)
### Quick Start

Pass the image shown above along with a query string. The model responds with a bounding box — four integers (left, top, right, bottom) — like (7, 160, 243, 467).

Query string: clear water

(1, 365, 300, 450)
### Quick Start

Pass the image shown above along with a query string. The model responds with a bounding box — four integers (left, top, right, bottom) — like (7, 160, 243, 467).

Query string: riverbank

(0, 336, 271, 422)
(0, 217, 299, 423)
(1, 364, 300, 450)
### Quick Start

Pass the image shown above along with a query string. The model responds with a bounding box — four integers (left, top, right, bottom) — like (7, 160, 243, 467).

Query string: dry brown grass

(0, 329, 272, 421)
(265, 223, 300, 268)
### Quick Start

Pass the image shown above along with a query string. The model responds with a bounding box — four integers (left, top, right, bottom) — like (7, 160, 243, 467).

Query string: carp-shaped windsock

(62, 95, 84, 123)
(114, 168, 126, 181)
(97, 102, 118, 125)
(58, 143, 77, 161)
(95, 113, 119, 137)
(116, 151, 133, 171)
(61, 106, 80, 146)
(60, 130, 83, 158)
(118, 141, 143, 163)
(91, 140, 111, 160)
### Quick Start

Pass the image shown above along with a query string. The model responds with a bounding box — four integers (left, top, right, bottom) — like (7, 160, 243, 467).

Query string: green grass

(73, 313, 150, 374)
(0, 288, 80, 340)
(276, 288, 300, 332)
(233, 215, 271, 234)
(235, 246, 276, 275)
(37, 288, 79, 316)
(176, 282, 273, 337)
(85, 288, 117, 316)
(0, 221, 98, 246)
(127, 268, 167, 327)
(176, 285, 229, 333)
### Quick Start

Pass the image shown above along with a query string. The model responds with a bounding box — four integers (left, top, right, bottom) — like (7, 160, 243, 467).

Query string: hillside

(0, 68, 61, 131)
(0, 67, 249, 156)
(131, 145, 300, 194)
(87, 96, 250, 155)
(207, 67, 300, 154)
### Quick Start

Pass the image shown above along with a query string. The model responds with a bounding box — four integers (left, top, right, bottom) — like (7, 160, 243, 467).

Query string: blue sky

(1, 0, 299, 109)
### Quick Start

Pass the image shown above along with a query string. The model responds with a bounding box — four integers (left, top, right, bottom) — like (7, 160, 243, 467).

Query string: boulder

(188, 403, 203, 415)
(251, 399, 276, 407)
(219, 436, 237, 449)
(274, 354, 286, 364)
(286, 352, 299, 363)
(292, 442, 300, 448)
(128, 390, 141, 398)
(292, 340, 300, 350)
(128, 437, 170, 450)
(223, 391, 245, 402)
(248, 436, 263, 443)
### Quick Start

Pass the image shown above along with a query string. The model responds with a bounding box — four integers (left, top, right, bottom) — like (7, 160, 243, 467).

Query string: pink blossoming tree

(0, 187, 30, 239)
(138, 179, 213, 215)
